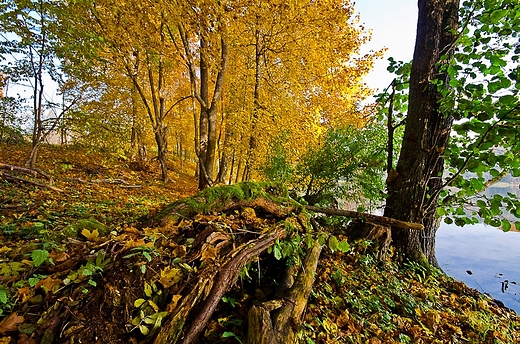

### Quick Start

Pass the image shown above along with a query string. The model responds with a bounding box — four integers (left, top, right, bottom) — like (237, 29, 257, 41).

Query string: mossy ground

(0, 143, 519, 343)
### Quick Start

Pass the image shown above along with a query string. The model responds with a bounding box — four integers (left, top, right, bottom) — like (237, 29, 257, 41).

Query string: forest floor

(1, 143, 519, 344)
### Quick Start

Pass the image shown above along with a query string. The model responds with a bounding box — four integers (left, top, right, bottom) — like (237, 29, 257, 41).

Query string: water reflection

(436, 222, 520, 313)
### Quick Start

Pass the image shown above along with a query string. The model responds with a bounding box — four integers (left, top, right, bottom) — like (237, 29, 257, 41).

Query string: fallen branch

(91, 178, 140, 187)
(65, 177, 141, 188)
(303, 205, 424, 230)
(1, 171, 64, 192)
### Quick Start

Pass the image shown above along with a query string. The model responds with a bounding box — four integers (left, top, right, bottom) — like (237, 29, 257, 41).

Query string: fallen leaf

(159, 266, 182, 288)
(0, 312, 24, 334)
(48, 250, 69, 263)
(36, 276, 62, 292)
(17, 333, 36, 344)
(17, 287, 33, 303)
(81, 229, 99, 241)
(201, 244, 217, 261)
(124, 226, 141, 235)
(172, 245, 186, 258)
(167, 295, 182, 313)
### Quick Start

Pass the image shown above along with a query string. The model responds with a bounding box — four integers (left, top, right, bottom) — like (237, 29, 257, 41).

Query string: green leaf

(134, 298, 146, 308)
(32, 249, 49, 268)
(28, 277, 41, 287)
(476, 199, 486, 209)
(143, 251, 152, 262)
(143, 316, 156, 325)
(144, 282, 153, 297)
(0, 288, 7, 304)
(131, 316, 141, 326)
(501, 219, 511, 232)
(499, 94, 517, 105)
(273, 246, 282, 260)
(81, 267, 93, 276)
(328, 236, 339, 253)
(338, 240, 350, 253)
(139, 324, 150, 335)
(222, 331, 243, 343)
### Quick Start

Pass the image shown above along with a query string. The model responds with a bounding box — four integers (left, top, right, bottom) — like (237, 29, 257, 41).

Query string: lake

(436, 222, 520, 313)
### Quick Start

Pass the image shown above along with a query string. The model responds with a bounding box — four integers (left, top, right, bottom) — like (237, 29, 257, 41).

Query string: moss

(148, 182, 291, 226)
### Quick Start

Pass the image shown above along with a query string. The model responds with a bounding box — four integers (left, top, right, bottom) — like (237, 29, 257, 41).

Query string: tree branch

(303, 205, 424, 230)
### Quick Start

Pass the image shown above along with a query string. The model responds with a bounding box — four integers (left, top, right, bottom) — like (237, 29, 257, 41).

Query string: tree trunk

(198, 37, 210, 189)
(155, 125, 168, 182)
(243, 25, 263, 181)
(384, 0, 459, 265)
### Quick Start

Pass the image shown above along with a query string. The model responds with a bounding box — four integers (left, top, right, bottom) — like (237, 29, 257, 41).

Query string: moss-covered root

(247, 240, 323, 344)
(146, 182, 296, 227)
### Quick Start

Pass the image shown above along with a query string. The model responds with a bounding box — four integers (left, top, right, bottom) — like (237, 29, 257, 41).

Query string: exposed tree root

(246, 240, 323, 344)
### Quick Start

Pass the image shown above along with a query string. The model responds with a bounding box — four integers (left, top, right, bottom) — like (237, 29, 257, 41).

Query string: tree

(176, 7, 229, 189)
(384, 0, 520, 266)
(383, 0, 460, 265)
(220, 0, 378, 183)
(0, 0, 74, 168)
(58, 0, 191, 181)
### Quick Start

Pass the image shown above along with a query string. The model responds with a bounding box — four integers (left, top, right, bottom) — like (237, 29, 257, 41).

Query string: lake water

(436, 222, 520, 313)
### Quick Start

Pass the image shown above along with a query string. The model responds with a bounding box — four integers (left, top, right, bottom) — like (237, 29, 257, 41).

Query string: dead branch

(0, 162, 53, 182)
(303, 205, 424, 230)
(0, 163, 38, 177)
(180, 224, 286, 344)
(1, 171, 63, 192)
(91, 178, 130, 185)
(65, 178, 141, 188)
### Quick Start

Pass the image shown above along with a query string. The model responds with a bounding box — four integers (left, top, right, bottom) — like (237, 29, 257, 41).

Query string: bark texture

(384, 0, 460, 264)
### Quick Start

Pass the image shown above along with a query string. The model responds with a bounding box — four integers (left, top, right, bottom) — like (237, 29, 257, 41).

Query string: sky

(353, 0, 418, 94)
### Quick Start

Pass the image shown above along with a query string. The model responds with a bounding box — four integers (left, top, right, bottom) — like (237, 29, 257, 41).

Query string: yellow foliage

(62, 0, 382, 182)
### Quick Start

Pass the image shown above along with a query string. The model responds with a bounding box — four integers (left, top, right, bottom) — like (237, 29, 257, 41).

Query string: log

(303, 205, 424, 230)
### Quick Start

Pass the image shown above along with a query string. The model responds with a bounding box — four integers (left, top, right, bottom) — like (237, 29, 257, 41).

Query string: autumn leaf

(40, 276, 62, 292)
(167, 294, 182, 313)
(159, 266, 182, 288)
(16, 287, 33, 303)
(81, 229, 99, 241)
(201, 244, 217, 261)
(48, 250, 70, 263)
(0, 312, 24, 334)
(124, 226, 141, 235)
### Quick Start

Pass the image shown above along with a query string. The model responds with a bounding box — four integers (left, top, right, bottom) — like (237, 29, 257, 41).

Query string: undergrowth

(0, 143, 519, 343)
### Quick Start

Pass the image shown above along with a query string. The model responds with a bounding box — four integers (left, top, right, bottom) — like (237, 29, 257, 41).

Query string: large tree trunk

(384, 0, 459, 265)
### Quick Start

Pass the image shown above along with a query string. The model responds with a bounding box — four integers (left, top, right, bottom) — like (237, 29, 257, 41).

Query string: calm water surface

(436, 222, 520, 313)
